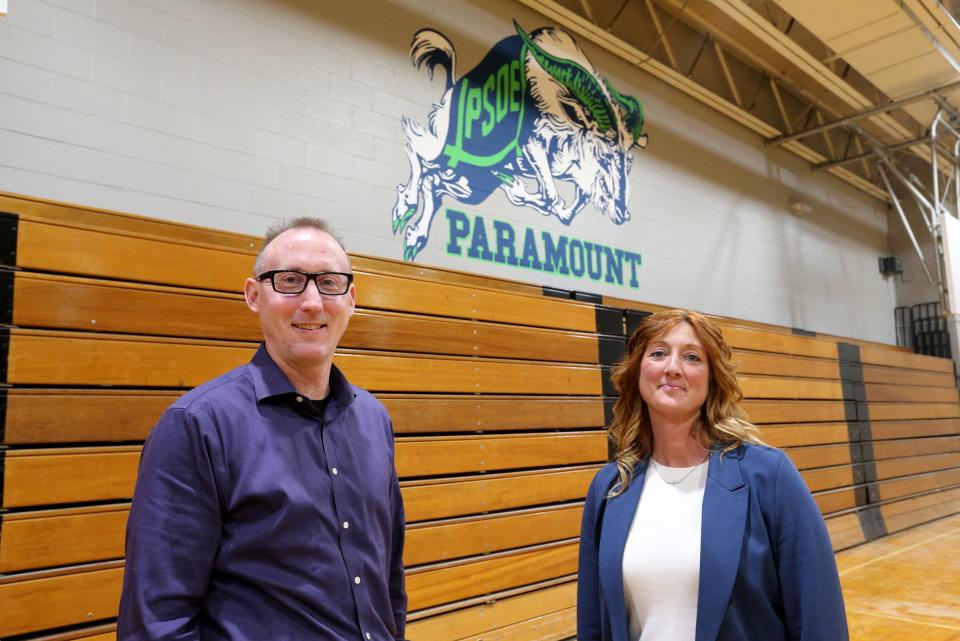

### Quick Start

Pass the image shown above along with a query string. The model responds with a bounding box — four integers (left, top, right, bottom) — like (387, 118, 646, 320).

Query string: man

(118, 218, 406, 641)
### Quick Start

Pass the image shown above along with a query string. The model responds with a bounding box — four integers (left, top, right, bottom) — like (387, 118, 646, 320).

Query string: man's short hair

(253, 217, 348, 276)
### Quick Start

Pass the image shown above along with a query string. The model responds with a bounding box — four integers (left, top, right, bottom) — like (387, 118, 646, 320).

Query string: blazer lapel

(695, 449, 748, 641)
(598, 460, 648, 641)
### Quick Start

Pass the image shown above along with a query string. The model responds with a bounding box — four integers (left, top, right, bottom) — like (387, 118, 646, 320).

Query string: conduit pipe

(881, 167, 935, 283)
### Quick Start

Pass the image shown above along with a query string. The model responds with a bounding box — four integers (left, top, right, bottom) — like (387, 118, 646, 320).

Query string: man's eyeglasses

(257, 270, 354, 295)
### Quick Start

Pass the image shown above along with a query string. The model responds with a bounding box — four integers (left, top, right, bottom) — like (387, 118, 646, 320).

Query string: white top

(622, 459, 709, 641)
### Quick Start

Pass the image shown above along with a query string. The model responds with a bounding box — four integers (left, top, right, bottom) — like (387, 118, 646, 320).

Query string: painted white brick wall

(0, 0, 897, 341)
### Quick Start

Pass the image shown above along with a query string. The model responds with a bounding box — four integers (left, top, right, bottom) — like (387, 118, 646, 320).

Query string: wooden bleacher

(0, 192, 958, 640)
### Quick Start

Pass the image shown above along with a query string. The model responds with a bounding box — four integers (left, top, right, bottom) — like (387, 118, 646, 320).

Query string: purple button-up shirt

(118, 346, 406, 641)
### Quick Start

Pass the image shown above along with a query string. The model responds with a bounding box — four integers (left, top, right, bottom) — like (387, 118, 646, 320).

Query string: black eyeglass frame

(257, 270, 354, 295)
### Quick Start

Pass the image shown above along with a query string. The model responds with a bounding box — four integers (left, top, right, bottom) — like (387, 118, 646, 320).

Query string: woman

(577, 309, 847, 641)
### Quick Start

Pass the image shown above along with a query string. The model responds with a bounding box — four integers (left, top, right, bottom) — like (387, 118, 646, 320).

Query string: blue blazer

(577, 444, 848, 641)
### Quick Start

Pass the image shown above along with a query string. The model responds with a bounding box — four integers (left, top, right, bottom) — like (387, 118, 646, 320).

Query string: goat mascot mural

(392, 21, 648, 260)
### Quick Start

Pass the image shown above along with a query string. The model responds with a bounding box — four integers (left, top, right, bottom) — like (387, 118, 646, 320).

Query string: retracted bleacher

(1, 192, 958, 641)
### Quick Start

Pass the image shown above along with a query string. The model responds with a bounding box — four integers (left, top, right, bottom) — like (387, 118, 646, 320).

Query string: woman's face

(638, 322, 711, 423)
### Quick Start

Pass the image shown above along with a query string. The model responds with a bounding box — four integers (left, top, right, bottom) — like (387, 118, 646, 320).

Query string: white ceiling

(775, 0, 960, 128)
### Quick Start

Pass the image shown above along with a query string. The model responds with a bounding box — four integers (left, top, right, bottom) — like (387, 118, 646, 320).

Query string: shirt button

(332, 467, 338, 475)
(366, 634, 371, 640)
(343, 521, 349, 529)
(354, 576, 361, 584)
(296, 396, 303, 403)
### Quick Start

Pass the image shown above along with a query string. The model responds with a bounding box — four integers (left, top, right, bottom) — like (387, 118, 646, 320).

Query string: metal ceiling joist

(813, 135, 932, 172)
(768, 79, 960, 146)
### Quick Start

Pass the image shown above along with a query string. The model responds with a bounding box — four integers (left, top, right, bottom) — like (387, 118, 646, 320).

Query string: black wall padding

(604, 396, 617, 461)
(573, 291, 602, 304)
(624, 310, 651, 338)
(837, 341, 887, 541)
(541, 286, 571, 299)
(0, 212, 18, 267)
(595, 305, 625, 337)
(0, 388, 6, 444)
(0, 268, 14, 326)
(0, 326, 8, 384)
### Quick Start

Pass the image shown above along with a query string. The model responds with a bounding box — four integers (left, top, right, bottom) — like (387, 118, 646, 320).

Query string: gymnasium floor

(837, 513, 960, 640)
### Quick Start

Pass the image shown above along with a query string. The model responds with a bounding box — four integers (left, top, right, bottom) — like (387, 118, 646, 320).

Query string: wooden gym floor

(837, 513, 960, 640)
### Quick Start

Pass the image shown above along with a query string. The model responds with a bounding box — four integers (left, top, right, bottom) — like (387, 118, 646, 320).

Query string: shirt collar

(249, 344, 355, 408)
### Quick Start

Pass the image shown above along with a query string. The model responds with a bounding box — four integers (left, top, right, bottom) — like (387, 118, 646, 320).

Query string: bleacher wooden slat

(405, 542, 578, 611)
(735, 351, 839, 379)
(3, 447, 140, 509)
(786, 444, 853, 470)
(346, 311, 601, 363)
(338, 353, 602, 395)
(2, 390, 178, 445)
(872, 436, 960, 460)
(0, 563, 124, 638)
(870, 418, 960, 439)
(12, 272, 257, 341)
(825, 512, 867, 549)
(813, 488, 859, 515)
(30, 625, 117, 641)
(879, 486, 960, 534)
(0, 506, 128, 573)
(404, 582, 576, 640)
(401, 467, 599, 522)
(382, 395, 605, 433)
(801, 465, 855, 493)
(350, 254, 546, 298)
(874, 468, 960, 502)
(720, 325, 838, 359)
(760, 422, 851, 448)
(865, 383, 959, 404)
(861, 364, 956, 387)
(859, 344, 955, 373)
(868, 403, 960, 421)
(7, 330, 256, 387)
(742, 400, 847, 423)
(461, 607, 576, 641)
(395, 433, 607, 477)
(404, 506, 582, 566)
(874, 452, 960, 480)
(354, 271, 597, 332)
(740, 376, 843, 400)
(13, 218, 251, 291)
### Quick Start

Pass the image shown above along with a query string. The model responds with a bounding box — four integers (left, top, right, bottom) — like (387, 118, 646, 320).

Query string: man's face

(244, 228, 355, 376)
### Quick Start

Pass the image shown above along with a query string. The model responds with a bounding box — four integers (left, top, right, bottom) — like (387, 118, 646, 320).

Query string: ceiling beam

(767, 79, 960, 146)
(813, 136, 932, 171)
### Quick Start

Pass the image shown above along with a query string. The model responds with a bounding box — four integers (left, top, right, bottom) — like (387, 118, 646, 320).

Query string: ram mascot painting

(392, 21, 648, 260)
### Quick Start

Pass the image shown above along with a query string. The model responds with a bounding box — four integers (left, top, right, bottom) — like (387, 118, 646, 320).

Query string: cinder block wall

(0, 0, 896, 341)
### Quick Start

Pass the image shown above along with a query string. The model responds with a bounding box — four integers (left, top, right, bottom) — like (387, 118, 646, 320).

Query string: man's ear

(346, 282, 357, 317)
(243, 278, 260, 313)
